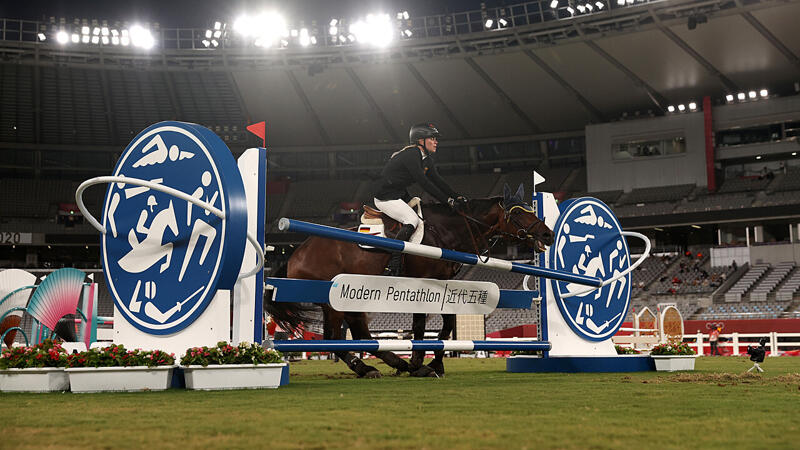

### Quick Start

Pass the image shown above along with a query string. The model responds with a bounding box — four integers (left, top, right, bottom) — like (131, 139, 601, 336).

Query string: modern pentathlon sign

(329, 274, 500, 314)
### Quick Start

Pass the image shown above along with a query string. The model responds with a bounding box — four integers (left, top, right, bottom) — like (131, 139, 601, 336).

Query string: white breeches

(374, 198, 422, 228)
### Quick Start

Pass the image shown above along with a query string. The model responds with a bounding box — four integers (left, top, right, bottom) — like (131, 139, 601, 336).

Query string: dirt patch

(643, 372, 800, 385)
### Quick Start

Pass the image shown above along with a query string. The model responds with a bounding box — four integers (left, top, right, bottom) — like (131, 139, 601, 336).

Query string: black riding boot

(383, 224, 416, 276)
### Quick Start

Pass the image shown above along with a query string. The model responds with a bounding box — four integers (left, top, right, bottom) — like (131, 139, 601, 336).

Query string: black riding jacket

(374, 145, 458, 204)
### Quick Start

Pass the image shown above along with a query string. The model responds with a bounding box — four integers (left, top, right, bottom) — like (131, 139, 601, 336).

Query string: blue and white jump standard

(273, 189, 655, 373)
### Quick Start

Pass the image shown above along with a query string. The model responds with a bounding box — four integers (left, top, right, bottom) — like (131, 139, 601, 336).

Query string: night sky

(3, 0, 503, 27)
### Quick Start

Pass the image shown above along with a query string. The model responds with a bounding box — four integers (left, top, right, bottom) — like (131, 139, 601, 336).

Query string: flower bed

(65, 344, 176, 393)
(0, 340, 70, 392)
(650, 341, 697, 372)
(181, 342, 287, 390)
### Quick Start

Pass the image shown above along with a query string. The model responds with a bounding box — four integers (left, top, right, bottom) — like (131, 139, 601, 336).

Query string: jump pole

(270, 339, 551, 352)
(278, 218, 602, 287)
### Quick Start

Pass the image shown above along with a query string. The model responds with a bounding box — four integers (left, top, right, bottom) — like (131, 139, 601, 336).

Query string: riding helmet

(409, 123, 440, 143)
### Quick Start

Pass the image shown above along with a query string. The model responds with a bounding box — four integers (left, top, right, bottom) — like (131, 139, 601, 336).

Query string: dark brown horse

(266, 183, 554, 378)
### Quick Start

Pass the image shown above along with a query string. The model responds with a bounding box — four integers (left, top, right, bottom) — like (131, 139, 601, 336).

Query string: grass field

(2, 356, 800, 449)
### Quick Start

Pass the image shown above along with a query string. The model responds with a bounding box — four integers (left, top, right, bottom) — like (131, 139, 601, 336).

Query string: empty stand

(618, 184, 695, 205)
(724, 263, 769, 302)
(776, 267, 800, 301)
(749, 262, 794, 301)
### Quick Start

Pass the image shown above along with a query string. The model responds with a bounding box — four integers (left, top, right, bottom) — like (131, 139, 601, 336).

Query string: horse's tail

(264, 264, 318, 336)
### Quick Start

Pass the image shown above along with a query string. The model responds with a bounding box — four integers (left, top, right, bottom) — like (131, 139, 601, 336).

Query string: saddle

(358, 197, 424, 246)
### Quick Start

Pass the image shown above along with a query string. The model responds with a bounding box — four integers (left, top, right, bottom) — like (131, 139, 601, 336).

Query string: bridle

(501, 202, 542, 241)
(455, 201, 545, 260)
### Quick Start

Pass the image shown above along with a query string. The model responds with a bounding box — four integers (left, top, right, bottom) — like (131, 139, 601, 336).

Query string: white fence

(686, 331, 800, 355)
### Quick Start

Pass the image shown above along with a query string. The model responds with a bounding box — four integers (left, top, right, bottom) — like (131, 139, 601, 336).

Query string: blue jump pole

(278, 218, 602, 287)
(270, 339, 551, 352)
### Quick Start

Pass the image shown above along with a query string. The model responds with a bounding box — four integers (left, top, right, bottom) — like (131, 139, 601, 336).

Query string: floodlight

(498, 18, 508, 27)
(82, 35, 90, 43)
(617, 0, 625, 5)
(626, 0, 634, 4)
(71, 33, 79, 43)
(310, 36, 317, 44)
(748, 90, 756, 99)
(339, 35, 347, 43)
(484, 19, 493, 28)
(688, 102, 697, 111)
(111, 29, 119, 36)
(101, 27, 109, 36)
(38, 32, 47, 41)
(678, 104, 686, 111)
(121, 36, 130, 46)
(130, 24, 154, 49)
(202, 39, 210, 47)
(550, 0, 559, 8)
(759, 89, 768, 98)
(205, 30, 212, 38)
(349, 13, 393, 46)
(213, 30, 221, 38)
(329, 26, 338, 35)
(290, 29, 298, 37)
(596, 1, 605, 9)
(280, 39, 288, 47)
(111, 36, 119, 45)
(577, 4, 586, 13)
(347, 33, 356, 42)
(211, 39, 218, 47)
(299, 28, 310, 46)
(102, 36, 109, 44)
(82, 26, 89, 35)
(214, 21, 222, 30)
(586, 3, 594, 12)
(404, 29, 413, 37)
(402, 11, 410, 20)
(667, 105, 675, 113)
(91, 35, 99, 44)
(56, 31, 69, 43)
(567, 6, 575, 15)
(93, 27, 100, 35)
(725, 94, 734, 103)
(737, 92, 746, 100)
(755, 155, 762, 160)
(330, 19, 338, 26)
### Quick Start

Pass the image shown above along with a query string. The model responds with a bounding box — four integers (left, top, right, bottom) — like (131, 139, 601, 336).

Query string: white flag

(532, 171, 546, 194)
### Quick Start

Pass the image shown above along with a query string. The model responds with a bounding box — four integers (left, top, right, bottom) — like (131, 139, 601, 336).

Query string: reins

(455, 201, 539, 261)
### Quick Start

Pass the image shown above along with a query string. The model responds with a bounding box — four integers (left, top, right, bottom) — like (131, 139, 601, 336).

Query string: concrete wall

(585, 112, 707, 192)
(713, 243, 800, 267)
(749, 243, 800, 265)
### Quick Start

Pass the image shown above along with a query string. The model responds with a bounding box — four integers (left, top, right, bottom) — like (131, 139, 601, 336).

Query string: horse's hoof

(427, 362, 445, 377)
(411, 366, 437, 377)
(363, 370, 382, 379)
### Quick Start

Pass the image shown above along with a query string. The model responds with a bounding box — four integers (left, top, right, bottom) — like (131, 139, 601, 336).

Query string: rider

(374, 122, 468, 276)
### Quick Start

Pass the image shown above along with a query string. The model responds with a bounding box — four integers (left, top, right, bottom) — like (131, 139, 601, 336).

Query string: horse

(266, 183, 554, 378)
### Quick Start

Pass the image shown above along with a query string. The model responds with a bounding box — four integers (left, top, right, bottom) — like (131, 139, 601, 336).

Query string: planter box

(651, 355, 698, 372)
(183, 363, 288, 390)
(66, 366, 175, 393)
(0, 367, 70, 392)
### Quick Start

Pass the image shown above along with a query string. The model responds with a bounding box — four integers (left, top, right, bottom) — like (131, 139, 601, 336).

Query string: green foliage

(0, 340, 69, 369)
(615, 345, 640, 355)
(650, 341, 696, 355)
(66, 344, 175, 368)
(180, 341, 283, 367)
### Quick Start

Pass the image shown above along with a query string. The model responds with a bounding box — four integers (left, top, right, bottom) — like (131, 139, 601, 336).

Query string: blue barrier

(270, 339, 551, 352)
(278, 218, 602, 287)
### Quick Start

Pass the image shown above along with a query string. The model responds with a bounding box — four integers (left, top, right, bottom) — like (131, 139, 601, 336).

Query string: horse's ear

(503, 183, 511, 200)
(515, 183, 525, 201)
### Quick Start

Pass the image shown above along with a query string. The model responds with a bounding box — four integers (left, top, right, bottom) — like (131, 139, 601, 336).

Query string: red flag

(246, 121, 266, 147)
